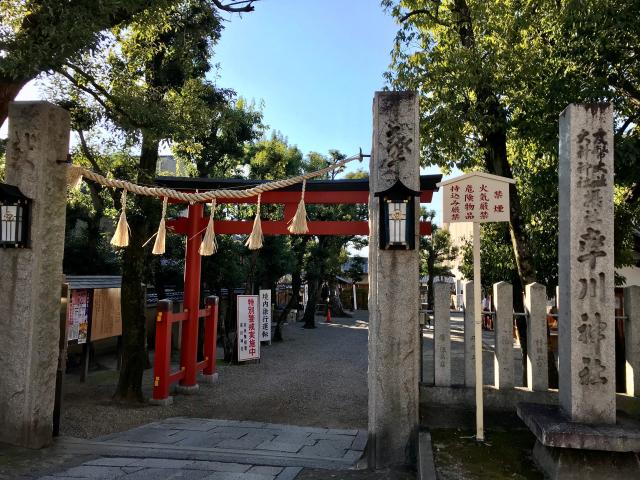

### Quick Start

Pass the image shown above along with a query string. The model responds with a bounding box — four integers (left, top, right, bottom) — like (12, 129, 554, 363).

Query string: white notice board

(237, 295, 260, 361)
(259, 289, 272, 342)
(440, 172, 512, 224)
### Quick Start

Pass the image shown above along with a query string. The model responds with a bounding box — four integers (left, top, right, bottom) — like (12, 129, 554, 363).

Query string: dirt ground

(60, 313, 370, 439)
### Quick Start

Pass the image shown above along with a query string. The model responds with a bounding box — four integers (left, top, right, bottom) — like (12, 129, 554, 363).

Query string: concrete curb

(418, 431, 437, 480)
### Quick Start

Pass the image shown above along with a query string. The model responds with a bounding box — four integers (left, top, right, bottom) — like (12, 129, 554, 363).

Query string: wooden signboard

(90, 288, 122, 341)
(438, 171, 515, 442)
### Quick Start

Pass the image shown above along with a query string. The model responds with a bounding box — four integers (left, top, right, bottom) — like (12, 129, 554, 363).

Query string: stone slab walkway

(36, 418, 366, 480)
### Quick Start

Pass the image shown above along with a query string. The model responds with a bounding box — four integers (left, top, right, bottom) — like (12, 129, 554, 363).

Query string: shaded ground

(431, 429, 542, 480)
(422, 402, 543, 480)
(298, 466, 416, 479)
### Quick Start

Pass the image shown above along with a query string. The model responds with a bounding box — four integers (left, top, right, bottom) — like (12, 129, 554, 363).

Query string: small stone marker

(558, 104, 615, 424)
(434, 282, 451, 387)
(624, 285, 640, 397)
(525, 283, 549, 391)
(493, 281, 514, 389)
(463, 281, 476, 388)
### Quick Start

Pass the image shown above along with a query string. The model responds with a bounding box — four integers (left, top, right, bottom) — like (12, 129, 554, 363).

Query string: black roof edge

(154, 174, 442, 193)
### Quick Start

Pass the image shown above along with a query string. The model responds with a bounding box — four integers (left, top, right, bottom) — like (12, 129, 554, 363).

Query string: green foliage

(459, 223, 518, 294)
(247, 133, 304, 180)
(421, 227, 458, 279)
(384, 0, 640, 289)
(0, 0, 174, 82)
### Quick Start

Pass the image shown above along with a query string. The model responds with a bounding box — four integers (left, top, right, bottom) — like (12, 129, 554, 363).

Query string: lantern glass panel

(1, 204, 21, 243)
(388, 200, 407, 245)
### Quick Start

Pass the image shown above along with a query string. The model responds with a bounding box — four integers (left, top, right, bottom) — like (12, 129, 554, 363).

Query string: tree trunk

(303, 278, 320, 329)
(451, 0, 535, 385)
(222, 286, 236, 362)
(0, 78, 29, 127)
(113, 134, 159, 402)
(328, 281, 351, 317)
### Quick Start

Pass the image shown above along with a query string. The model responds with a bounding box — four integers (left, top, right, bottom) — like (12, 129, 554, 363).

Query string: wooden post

(53, 283, 70, 437)
(473, 221, 484, 441)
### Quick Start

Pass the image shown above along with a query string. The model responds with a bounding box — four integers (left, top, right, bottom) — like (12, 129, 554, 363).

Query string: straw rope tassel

(245, 194, 263, 250)
(288, 179, 309, 234)
(111, 190, 130, 247)
(67, 165, 84, 189)
(152, 197, 168, 255)
(199, 199, 218, 256)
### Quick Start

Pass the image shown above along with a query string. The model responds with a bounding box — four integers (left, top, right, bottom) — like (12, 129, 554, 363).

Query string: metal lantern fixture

(0, 183, 31, 248)
(374, 179, 420, 250)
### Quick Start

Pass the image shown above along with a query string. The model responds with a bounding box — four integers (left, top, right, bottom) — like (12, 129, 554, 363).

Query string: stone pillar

(559, 104, 615, 424)
(624, 285, 640, 397)
(463, 281, 476, 388)
(493, 281, 514, 389)
(368, 91, 420, 468)
(434, 282, 451, 387)
(525, 283, 549, 391)
(0, 102, 70, 448)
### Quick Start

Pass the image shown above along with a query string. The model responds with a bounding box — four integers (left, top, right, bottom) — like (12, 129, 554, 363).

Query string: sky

(3, 0, 451, 225)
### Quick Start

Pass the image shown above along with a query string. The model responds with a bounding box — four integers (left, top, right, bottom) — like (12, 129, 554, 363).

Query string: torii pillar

(368, 91, 421, 468)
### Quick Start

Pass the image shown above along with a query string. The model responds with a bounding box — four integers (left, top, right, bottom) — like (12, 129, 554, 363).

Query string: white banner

(259, 289, 272, 342)
(237, 295, 260, 362)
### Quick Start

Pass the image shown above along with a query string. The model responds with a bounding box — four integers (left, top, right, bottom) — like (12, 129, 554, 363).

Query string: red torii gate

(150, 174, 441, 402)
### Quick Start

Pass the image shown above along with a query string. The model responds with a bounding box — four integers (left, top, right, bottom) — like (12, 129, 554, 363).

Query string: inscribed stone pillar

(368, 91, 420, 468)
(624, 285, 640, 397)
(434, 282, 451, 387)
(493, 281, 514, 389)
(559, 104, 615, 424)
(525, 282, 549, 391)
(463, 281, 476, 388)
(0, 102, 70, 448)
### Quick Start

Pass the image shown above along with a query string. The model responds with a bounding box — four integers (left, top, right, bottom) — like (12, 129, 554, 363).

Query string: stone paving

(36, 418, 366, 480)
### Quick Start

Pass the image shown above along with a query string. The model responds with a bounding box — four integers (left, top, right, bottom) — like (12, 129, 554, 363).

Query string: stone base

(199, 373, 219, 384)
(149, 396, 174, 406)
(174, 384, 200, 395)
(518, 403, 640, 479)
(517, 402, 640, 451)
(533, 440, 640, 480)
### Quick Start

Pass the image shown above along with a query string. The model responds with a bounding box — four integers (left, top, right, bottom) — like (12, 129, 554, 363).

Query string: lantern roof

(0, 182, 30, 202)
(373, 179, 421, 198)
(436, 171, 516, 187)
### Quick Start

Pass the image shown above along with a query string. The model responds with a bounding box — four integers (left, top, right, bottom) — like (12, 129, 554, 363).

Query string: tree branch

(77, 129, 119, 206)
(56, 65, 147, 130)
(400, 1, 450, 26)
(211, 0, 258, 13)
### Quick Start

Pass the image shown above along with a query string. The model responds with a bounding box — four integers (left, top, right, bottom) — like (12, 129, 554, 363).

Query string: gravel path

(60, 312, 370, 439)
